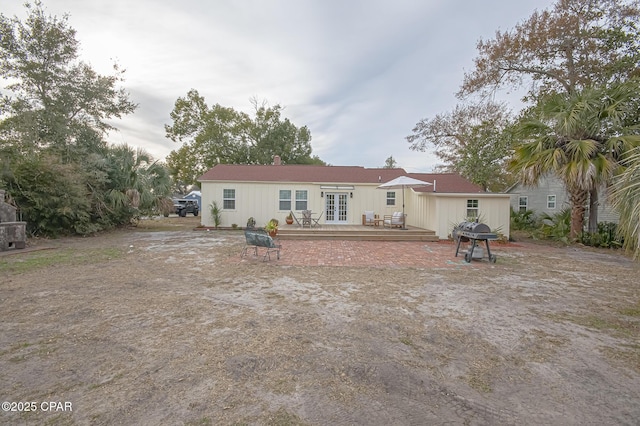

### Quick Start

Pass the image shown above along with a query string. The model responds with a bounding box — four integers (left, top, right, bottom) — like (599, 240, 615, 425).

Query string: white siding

(200, 181, 406, 228)
(418, 193, 511, 239)
(201, 180, 511, 239)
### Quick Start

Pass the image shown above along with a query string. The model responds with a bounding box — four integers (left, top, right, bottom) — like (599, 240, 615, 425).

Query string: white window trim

(295, 190, 308, 211)
(279, 189, 292, 211)
(223, 189, 236, 210)
(467, 199, 479, 219)
(386, 191, 396, 206)
(518, 196, 528, 212)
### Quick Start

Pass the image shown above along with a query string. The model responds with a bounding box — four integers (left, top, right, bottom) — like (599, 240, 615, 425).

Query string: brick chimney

(273, 155, 281, 165)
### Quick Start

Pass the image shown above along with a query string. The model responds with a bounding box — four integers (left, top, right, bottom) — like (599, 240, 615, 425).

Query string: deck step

(277, 228, 439, 242)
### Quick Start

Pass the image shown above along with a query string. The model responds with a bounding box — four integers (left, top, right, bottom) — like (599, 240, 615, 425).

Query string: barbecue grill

(452, 221, 498, 263)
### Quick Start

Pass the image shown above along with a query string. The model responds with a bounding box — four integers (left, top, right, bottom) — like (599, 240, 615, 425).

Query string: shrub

(511, 208, 537, 230)
(209, 201, 221, 228)
(535, 209, 571, 244)
(579, 222, 623, 248)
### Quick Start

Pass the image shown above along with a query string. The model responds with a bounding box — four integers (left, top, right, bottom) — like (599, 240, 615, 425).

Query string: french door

(325, 192, 349, 224)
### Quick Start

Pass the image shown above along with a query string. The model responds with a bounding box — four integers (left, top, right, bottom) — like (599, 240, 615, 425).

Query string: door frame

(324, 192, 349, 224)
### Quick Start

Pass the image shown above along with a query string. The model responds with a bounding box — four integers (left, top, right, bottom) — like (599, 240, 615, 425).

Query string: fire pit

(0, 189, 27, 251)
(452, 221, 497, 263)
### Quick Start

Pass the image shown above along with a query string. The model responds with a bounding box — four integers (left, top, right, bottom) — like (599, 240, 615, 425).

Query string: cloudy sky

(3, 0, 556, 172)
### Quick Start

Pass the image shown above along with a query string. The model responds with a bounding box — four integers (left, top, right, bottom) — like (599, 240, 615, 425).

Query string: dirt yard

(1, 216, 639, 425)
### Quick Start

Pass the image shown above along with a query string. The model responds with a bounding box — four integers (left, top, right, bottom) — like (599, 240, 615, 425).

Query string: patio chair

(383, 211, 405, 228)
(301, 210, 312, 228)
(289, 210, 302, 227)
(363, 210, 377, 226)
(311, 210, 323, 227)
(241, 228, 267, 257)
(254, 232, 281, 261)
(241, 229, 281, 261)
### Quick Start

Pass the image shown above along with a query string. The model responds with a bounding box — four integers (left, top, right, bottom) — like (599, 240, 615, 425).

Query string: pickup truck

(174, 199, 199, 217)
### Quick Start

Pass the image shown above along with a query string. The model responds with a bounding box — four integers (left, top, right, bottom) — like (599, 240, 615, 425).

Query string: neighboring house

(198, 158, 511, 239)
(506, 174, 619, 223)
(184, 190, 202, 208)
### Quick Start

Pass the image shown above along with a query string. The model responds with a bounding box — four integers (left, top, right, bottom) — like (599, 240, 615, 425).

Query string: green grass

(0, 247, 123, 274)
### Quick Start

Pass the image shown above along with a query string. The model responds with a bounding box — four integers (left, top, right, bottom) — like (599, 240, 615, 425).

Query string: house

(198, 158, 511, 239)
(506, 174, 619, 223)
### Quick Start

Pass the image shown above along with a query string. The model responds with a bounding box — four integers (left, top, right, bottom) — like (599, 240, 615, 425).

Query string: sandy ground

(1, 216, 639, 425)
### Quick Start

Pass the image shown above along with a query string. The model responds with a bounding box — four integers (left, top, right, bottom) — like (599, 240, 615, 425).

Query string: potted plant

(265, 218, 279, 237)
(285, 212, 294, 225)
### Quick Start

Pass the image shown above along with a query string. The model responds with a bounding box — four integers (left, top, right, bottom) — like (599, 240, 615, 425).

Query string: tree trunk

(568, 188, 588, 240)
(588, 187, 598, 234)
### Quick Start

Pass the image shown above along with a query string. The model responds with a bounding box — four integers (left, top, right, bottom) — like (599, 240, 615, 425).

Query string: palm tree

(610, 147, 640, 259)
(510, 82, 640, 239)
(104, 144, 172, 221)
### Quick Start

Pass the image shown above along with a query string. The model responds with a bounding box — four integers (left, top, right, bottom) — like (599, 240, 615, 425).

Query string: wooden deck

(277, 224, 439, 242)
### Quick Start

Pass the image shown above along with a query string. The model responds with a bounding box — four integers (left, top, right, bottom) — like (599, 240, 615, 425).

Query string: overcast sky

(3, 0, 557, 173)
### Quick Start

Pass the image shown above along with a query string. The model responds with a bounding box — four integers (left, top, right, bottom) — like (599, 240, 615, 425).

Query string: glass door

(325, 193, 348, 224)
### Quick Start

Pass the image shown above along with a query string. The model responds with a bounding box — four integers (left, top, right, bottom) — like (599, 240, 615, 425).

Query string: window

(223, 189, 235, 210)
(386, 191, 396, 206)
(547, 195, 556, 209)
(518, 196, 528, 213)
(467, 199, 479, 219)
(295, 190, 308, 210)
(279, 190, 291, 210)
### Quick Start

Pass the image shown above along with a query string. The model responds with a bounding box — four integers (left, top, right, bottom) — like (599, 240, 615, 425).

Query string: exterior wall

(200, 181, 511, 239)
(478, 196, 511, 238)
(593, 189, 620, 223)
(200, 181, 406, 228)
(418, 193, 511, 239)
(408, 189, 432, 230)
(508, 175, 569, 216)
(508, 175, 619, 223)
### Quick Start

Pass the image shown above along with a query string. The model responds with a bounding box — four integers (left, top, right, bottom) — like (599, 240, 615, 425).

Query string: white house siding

(200, 180, 510, 239)
(200, 181, 405, 228)
(419, 193, 511, 239)
(408, 189, 431, 230)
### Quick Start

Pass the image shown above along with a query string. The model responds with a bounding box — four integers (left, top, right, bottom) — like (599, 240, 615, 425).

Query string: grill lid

(456, 221, 491, 234)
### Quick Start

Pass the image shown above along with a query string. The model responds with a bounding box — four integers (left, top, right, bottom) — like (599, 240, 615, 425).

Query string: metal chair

(241, 228, 267, 257)
(289, 211, 302, 227)
(301, 210, 312, 228)
(241, 229, 281, 261)
(311, 210, 323, 227)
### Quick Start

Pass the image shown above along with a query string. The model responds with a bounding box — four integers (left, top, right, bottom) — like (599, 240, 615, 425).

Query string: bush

(579, 222, 623, 248)
(535, 209, 571, 244)
(511, 208, 537, 230)
(209, 201, 221, 228)
(5, 155, 98, 236)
